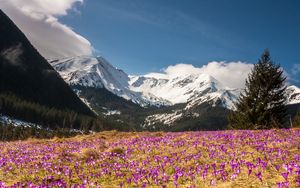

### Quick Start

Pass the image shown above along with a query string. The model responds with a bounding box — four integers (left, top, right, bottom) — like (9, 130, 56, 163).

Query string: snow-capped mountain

(49, 56, 244, 110)
(49, 56, 171, 107)
(48, 55, 300, 128)
(49, 56, 300, 112)
(129, 74, 239, 110)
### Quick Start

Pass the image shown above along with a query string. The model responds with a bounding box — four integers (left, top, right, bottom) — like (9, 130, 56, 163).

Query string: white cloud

(0, 0, 92, 59)
(146, 61, 253, 88)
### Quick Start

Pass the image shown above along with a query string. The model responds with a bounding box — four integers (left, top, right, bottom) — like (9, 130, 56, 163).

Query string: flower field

(0, 129, 299, 187)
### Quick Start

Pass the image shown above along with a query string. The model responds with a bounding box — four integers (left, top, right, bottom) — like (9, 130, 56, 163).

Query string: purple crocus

(255, 172, 262, 181)
(281, 172, 289, 181)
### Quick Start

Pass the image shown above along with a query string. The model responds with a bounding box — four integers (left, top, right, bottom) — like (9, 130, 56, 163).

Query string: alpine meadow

(0, 1, 300, 187)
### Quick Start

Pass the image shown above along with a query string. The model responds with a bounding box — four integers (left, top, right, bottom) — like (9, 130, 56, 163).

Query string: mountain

(50, 56, 242, 110)
(49, 55, 300, 130)
(129, 74, 240, 129)
(130, 74, 240, 110)
(51, 56, 300, 112)
(0, 10, 94, 125)
(50, 56, 171, 107)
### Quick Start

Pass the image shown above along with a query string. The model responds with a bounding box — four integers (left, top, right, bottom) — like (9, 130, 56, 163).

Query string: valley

(0, 1, 300, 188)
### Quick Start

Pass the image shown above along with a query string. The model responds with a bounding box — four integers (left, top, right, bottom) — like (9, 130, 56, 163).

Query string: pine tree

(229, 50, 287, 129)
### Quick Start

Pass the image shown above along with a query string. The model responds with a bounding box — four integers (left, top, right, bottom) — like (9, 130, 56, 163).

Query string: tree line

(0, 93, 104, 130)
(0, 93, 140, 140)
(0, 123, 79, 141)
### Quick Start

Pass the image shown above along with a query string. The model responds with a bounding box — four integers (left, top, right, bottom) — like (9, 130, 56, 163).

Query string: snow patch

(104, 110, 121, 116)
(143, 110, 183, 127)
(0, 114, 41, 128)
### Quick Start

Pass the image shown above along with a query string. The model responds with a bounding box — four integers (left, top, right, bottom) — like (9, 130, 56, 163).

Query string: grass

(0, 129, 299, 187)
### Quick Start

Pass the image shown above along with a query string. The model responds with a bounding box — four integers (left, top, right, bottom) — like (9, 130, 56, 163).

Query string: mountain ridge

(49, 55, 300, 110)
(48, 55, 300, 129)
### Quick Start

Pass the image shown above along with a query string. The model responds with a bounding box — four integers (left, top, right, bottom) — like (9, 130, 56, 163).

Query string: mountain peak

(50, 56, 172, 107)
(130, 72, 228, 105)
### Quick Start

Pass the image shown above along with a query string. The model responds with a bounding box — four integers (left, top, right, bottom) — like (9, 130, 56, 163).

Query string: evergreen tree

(229, 50, 287, 129)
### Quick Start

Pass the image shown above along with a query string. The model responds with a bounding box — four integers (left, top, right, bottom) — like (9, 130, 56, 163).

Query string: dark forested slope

(0, 10, 94, 117)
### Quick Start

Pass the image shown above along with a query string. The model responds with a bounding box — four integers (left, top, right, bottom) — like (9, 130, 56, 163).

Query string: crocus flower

(255, 172, 262, 181)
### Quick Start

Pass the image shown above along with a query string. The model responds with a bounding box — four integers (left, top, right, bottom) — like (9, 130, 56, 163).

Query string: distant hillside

(0, 10, 94, 117)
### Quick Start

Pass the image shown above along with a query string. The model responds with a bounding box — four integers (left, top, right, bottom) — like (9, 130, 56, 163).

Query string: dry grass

(80, 148, 100, 160)
(108, 147, 125, 155)
(0, 129, 299, 187)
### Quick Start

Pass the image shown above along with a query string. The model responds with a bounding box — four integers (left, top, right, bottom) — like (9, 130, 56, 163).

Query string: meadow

(0, 129, 299, 188)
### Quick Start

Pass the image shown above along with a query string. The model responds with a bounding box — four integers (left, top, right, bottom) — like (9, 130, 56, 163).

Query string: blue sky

(59, 0, 300, 83)
(5, 0, 299, 85)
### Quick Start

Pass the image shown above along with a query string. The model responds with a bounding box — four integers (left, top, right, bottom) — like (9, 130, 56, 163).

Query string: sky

(1, 0, 300, 87)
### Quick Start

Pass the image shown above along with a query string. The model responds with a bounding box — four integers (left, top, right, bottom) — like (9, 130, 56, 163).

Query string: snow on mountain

(185, 89, 240, 110)
(130, 73, 241, 127)
(50, 55, 239, 110)
(286, 85, 300, 104)
(0, 114, 41, 128)
(50, 56, 129, 90)
(103, 110, 121, 116)
(143, 110, 183, 127)
(49, 56, 300, 113)
(48, 55, 300, 127)
(49, 56, 171, 107)
(130, 73, 239, 110)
